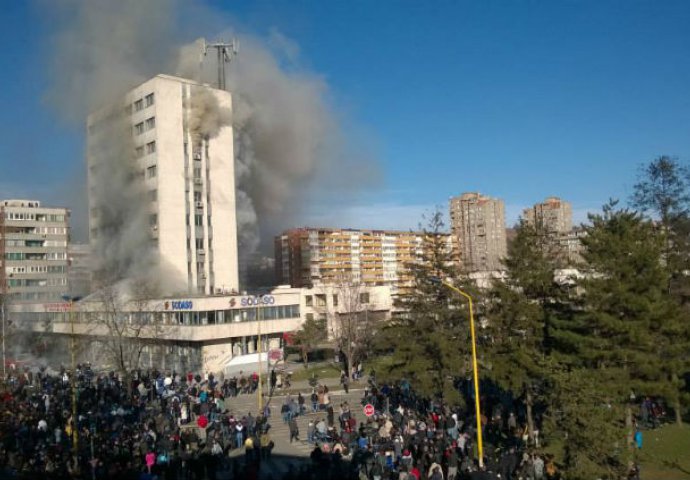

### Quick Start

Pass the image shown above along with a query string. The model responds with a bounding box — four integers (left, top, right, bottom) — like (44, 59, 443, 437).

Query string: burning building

(87, 74, 239, 295)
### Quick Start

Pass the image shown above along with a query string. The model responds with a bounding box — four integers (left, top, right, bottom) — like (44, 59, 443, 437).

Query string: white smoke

(44, 0, 379, 289)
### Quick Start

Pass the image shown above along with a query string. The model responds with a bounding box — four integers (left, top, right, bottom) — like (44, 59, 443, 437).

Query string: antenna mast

(202, 39, 239, 90)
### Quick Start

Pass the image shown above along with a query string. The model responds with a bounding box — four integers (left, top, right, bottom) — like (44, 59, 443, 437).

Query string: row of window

(6, 265, 66, 274)
(304, 292, 370, 307)
(4, 252, 67, 261)
(134, 117, 155, 135)
(4, 212, 66, 222)
(23, 305, 301, 326)
(7, 278, 67, 287)
(3, 240, 67, 248)
(131, 93, 155, 113)
(135, 141, 157, 158)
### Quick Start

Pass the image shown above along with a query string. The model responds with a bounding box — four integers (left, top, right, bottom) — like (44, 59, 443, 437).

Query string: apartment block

(523, 197, 572, 234)
(449, 192, 507, 272)
(0, 200, 70, 303)
(275, 228, 452, 295)
(87, 74, 239, 294)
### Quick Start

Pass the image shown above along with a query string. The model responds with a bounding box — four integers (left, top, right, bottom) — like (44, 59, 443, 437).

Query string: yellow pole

(442, 281, 484, 468)
(257, 299, 263, 412)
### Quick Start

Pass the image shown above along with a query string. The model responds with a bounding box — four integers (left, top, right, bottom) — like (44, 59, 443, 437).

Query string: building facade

(275, 228, 452, 295)
(523, 197, 572, 234)
(87, 74, 239, 295)
(10, 285, 392, 373)
(0, 200, 70, 303)
(67, 243, 92, 298)
(449, 192, 507, 272)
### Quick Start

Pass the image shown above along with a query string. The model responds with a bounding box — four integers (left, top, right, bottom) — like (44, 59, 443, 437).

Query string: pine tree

(485, 221, 566, 443)
(376, 210, 473, 405)
(292, 316, 327, 369)
(631, 156, 690, 423)
(550, 201, 683, 475)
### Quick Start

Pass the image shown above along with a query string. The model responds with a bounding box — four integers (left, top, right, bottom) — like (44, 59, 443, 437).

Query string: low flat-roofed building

(10, 285, 392, 373)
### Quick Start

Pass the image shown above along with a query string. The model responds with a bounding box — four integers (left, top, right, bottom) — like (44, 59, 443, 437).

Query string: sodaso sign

(240, 295, 275, 307)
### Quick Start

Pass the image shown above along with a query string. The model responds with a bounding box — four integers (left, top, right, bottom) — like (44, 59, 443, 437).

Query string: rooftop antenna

(202, 38, 239, 90)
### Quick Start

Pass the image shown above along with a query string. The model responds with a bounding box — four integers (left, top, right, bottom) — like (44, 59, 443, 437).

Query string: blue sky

(2, 1, 690, 237)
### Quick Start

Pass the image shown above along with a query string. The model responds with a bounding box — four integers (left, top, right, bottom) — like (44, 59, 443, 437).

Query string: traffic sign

(364, 403, 375, 417)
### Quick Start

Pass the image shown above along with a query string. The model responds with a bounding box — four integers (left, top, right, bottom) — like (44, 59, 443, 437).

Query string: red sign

(43, 303, 71, 312)
(364, 404, 375, 417)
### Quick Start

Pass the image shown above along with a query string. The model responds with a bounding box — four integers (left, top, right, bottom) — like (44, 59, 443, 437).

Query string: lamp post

(430, 277, 484, 468)
(257, 297, 263, 413)
(62, 294, 82, 470)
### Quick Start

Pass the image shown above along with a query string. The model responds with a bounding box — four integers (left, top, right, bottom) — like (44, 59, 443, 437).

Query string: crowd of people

(279, 377, 559, 480)
(0, 364, 653, 479)
(0, 365, 285, 479)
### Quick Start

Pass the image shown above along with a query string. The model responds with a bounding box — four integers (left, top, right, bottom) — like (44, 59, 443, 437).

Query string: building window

(194, 214, 203, 226)
(149, 214, 158, 227)
(316, 294, 327, 307)
(146, 165, 157, 178)
(134, 122, 144, 135)
(145, 93, 154, 107)
(305, 295, 313, 307)
(148, 189, 157, 202)
(359, 292, 370, 304)
(134, 99, 144, 111)
(145, 117, 155, 130)
(135, 146, 144, 158)
(195, 238, 204, 249)
(332, 294, 339, 307)
(146, 141, 156, 154)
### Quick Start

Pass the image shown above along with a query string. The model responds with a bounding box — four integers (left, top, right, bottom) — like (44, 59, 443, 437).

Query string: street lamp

(62, 294, 82, 470)
(430, 276, 484, 468)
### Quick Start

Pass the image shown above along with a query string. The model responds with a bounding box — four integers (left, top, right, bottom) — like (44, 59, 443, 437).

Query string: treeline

(375, 156, 690, 479)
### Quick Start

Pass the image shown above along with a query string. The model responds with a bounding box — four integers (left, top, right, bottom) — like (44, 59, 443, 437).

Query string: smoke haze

(44, 0, 379, 290)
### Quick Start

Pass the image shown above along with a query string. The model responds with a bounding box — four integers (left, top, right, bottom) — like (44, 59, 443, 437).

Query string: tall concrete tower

(87, 74, 239, 294)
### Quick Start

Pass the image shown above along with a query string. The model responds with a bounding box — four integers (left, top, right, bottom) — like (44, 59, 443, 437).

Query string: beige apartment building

(523, 196, 572, 234)
(275, 228, 452, 295)
(0, 200, 70, 303)
(449, 192, 507, 272)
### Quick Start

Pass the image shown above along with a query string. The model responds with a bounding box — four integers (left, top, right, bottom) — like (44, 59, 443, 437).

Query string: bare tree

(84, 280, 167, 391)
(328, 279, 378, 376)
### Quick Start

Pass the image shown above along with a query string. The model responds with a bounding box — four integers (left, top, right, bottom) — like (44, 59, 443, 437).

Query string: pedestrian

(288, 416, 300, 443)
(341, 371, 350, 394)
(244, 435, 254, 464)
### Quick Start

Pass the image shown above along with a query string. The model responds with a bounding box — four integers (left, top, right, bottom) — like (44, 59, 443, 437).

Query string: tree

(631, 155, 689, 226)
(376, 210, 472, 405)
(550, 201, 684, 474)
(291, 315, 326, 369)
(329, 279, 379, 376)
(485, 221, 566, 443)
(84, 281, 167, 392)
(631, 155, 690, 300)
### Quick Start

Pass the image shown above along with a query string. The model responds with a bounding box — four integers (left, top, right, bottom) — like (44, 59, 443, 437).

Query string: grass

(637, 424, 690, 479)
(290, 362, 343, 383)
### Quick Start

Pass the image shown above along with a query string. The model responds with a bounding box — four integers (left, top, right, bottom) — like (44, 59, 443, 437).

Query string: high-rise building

(275, 227, 452, 295)
(0, 200, 70, 303)
(523, 197, 572, 234)
(449, 192, 507, 272)
(87, 74, 239, 294)
(67, 243, 92, 298)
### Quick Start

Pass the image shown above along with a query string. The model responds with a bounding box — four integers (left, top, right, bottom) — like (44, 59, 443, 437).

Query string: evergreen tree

(550, 201, 683, 474)
(631, 156, 690, 423)
(376, 210, 473, 405)
(292, 316, 327, 369)
(485, 221, 566, 442)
